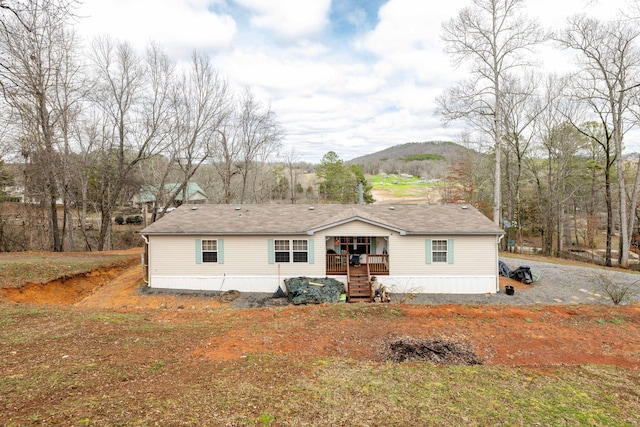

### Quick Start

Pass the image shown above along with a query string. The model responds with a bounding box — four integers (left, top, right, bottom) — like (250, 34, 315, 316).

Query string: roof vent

(461, 205, 469, 209)
(309, 206, 315, 210)
(234, 207, 241, 211)
(191, 206, 198, 210)
(389, 206, 395, 210)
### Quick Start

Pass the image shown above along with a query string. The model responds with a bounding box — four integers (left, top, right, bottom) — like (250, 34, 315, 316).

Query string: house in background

(131, 182, 207, 210)
(140, 204, 504, 301)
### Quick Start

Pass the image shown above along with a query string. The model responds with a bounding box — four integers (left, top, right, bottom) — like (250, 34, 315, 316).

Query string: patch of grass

(326, 303, 406, 319)
(254, 413, 276, 425)
(0, 253, 134, 288)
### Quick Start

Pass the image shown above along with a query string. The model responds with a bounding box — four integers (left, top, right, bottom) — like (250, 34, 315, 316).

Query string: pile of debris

(499, 261, 535, 284)
(283, 277, 345, 305)
(380, 336, 483, 365)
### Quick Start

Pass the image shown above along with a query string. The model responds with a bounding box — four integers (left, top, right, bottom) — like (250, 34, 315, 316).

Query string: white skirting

(377, 275, 497, 294)
(150, 275, 283, 293)
(149, 274, 498, 294)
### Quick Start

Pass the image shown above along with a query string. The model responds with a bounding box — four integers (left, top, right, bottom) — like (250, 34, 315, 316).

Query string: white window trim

(432, 239, 448, 263)
(202, 239, 218, 263)
(274, 239, 308, 263)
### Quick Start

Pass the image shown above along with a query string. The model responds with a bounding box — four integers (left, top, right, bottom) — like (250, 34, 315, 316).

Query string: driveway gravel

(407, 257, 640, 306)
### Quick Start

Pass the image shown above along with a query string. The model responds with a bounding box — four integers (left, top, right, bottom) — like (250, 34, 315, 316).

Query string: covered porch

(325, 236, 389, 276)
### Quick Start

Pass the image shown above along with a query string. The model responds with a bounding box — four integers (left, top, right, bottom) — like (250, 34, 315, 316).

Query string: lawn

(1, 304, 639, 426)
(1, 251, 639, 425)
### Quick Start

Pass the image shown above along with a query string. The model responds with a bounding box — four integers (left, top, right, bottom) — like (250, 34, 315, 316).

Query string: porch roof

(141, 204, 504, 236)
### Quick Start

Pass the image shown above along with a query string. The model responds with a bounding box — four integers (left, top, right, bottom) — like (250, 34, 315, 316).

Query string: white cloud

(234, 0, 332, 40)
(76, 0, 237, 56)
(73, 0, 635, 163)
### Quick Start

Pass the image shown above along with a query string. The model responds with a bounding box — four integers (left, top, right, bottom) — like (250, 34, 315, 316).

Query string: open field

(1, 250, 639, 425)
(370, 174, 444, 204)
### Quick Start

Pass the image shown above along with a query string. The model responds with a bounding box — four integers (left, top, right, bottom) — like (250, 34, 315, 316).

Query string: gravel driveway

(230, 257, 640, 308)
(406, 257, 640, 306)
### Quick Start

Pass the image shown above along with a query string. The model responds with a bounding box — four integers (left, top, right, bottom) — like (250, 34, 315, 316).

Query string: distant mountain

(347, 141, 470, 164)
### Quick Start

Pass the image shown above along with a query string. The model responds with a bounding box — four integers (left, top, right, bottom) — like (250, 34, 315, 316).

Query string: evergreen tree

(316, 151, 373, 204)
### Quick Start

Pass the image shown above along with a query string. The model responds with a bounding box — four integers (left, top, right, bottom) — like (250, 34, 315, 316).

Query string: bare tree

(151, 51, 230, 219)
(0, 0, 78, 251)
(70, 109, 103, 250)
(89, 37, 173, 250)
(211, 113, 242, 204)
(282, 148, 300, 204)
(210, 89, 282, 204)
(236, 89, 282, 204)
(440, 0, 545, 226)
(51, 24, 85, 251)
(557, 15, 640, 267)
(501, 72, 545, 250)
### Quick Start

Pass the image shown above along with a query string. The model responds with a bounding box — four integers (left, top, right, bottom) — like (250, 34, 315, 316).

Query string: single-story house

(131, 182, 207, 208)
(140, 204, 504, 301)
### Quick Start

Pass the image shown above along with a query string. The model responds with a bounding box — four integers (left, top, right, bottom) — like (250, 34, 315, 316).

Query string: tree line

(438, 0, 640, 268)
(0, 0, 284, 251)
(3, 0, 640, 268)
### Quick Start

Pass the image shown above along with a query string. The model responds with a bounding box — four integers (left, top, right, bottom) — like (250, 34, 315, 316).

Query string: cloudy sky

(76, 0, 628, 163)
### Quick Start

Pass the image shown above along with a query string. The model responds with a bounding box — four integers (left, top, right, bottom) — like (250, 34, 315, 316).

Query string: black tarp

(498, 261, 534, 284)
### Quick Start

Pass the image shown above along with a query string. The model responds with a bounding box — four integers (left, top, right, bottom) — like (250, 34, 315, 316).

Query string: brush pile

(381, 336, 483, 365)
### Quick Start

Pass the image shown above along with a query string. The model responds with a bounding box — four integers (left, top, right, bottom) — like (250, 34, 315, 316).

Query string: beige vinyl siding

(148, 234, 324, 278)
(321, 221, 393, 237)
(317, 221, 392, 254)
(387, 234, 497, 276)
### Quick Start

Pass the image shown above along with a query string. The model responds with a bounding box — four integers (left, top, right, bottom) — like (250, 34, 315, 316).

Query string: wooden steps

(347, 265, 372, 302)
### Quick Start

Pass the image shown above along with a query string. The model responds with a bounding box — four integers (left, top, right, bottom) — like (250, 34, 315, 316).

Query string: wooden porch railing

(326, 254, 389, 275)
(326, 254, 347, 274)
(366, 254, 389, 274)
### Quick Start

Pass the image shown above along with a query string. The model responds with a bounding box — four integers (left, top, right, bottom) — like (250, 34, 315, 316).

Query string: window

(432, 239, 448, 263)
(202, 239, 218, 263)
(274, 239, 308, 263)
(274, 239, 290, 262)
(292, 239, 308, 262)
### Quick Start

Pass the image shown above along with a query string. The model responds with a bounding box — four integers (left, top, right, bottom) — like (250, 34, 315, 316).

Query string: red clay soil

(2, 253, 639, 370)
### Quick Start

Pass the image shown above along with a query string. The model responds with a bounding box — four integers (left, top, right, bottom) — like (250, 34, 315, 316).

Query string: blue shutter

(196, 239, 202, 264)
(268, 239, 274, 264)
(308, 239, 314, 264)
(425, 239, 432, 264)
(218, 239, 224, 264)
(447, 239, 454, 264)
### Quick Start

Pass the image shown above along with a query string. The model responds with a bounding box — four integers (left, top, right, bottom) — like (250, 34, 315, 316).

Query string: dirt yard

(1, 249, 639, 370)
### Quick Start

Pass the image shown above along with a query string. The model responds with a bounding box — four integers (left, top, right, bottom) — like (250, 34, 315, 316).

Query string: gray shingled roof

(141, 204, 504, 236)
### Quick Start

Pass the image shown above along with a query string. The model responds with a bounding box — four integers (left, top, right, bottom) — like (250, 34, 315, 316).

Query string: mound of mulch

(381, 336, 483, 365)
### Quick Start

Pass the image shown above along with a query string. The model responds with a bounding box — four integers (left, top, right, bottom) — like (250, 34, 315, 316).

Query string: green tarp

(284, 277, 345, 305)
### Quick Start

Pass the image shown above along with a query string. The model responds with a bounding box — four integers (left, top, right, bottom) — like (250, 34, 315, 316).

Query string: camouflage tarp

(284, 277, 345, 305)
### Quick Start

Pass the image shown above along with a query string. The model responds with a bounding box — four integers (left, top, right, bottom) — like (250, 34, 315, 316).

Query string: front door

(335, 236, 373, 256)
